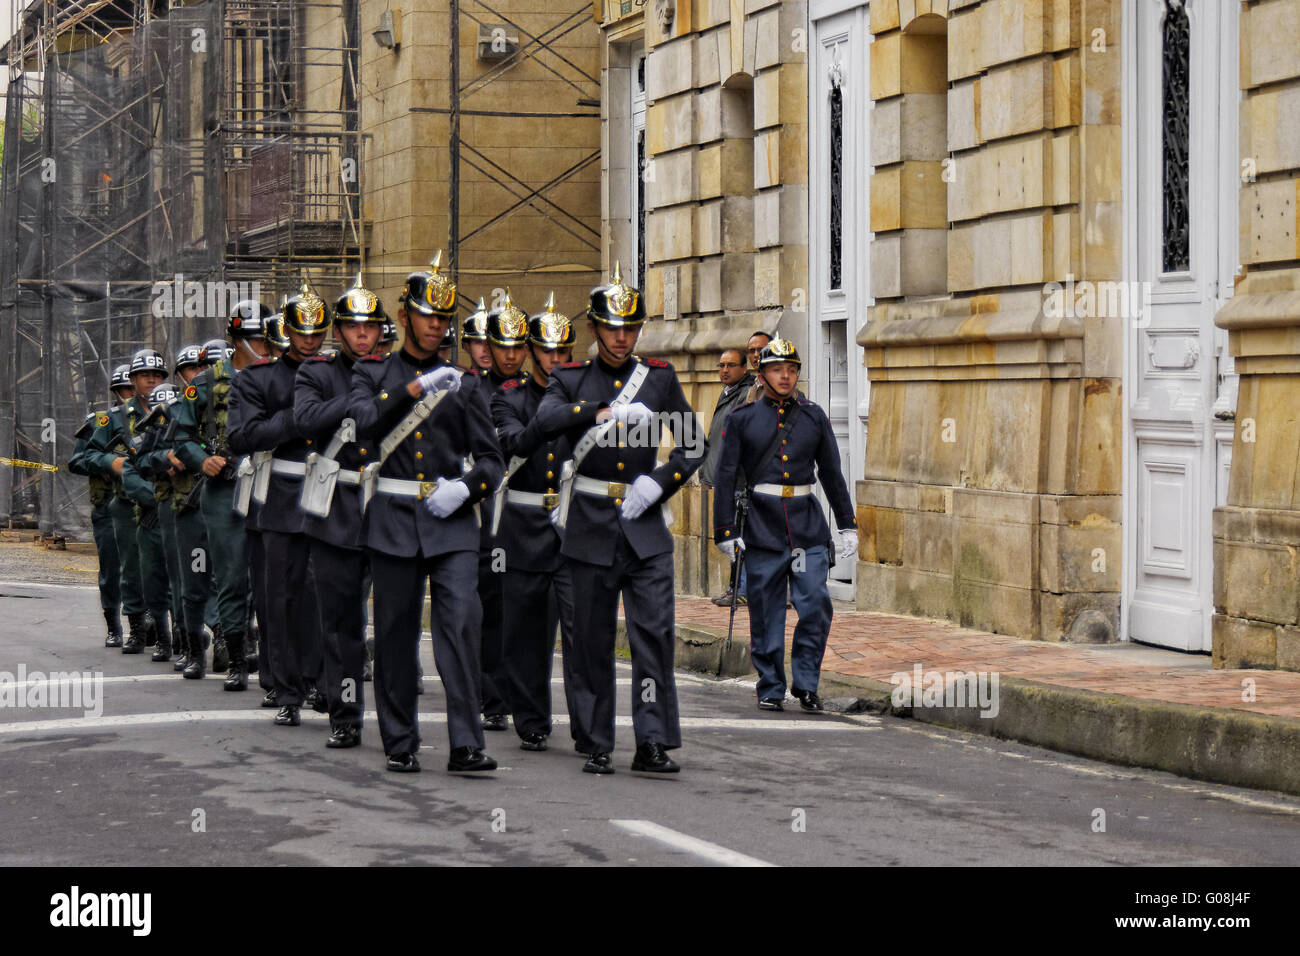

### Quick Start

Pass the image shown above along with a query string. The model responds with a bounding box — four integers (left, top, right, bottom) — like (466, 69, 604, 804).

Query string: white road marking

(0, 579, 98, 592)
(610, 819, 776, 867)
(0, 711, 876, 735)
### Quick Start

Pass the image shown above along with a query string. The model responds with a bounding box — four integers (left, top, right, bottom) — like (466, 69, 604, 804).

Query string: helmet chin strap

(233, 337, 264, 364)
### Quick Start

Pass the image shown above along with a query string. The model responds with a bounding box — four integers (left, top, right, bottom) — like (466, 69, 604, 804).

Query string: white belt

(337, 469, 361, 486)
(507, 489, 561, 510)
(574, 475, 633, 500)
(270, 458, 306, 477)
(754, 483, 813, 498)
(375, 476, 446, 498)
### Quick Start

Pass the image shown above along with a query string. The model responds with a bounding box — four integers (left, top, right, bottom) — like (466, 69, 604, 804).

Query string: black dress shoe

(273, 705, 301, 727)
(386, 752, 420, 773)
(447, 747, 497, 773)
(519, 732, 548, 752)
(582, 752, 614, 775)
(326, 724, 361, 749)
(261, 690, 279, 708)
(305, 687, 328, 713)
(481, 714, 509, 732)
(631, 741, 680, 774)
(104, 631, 123, 649)
(792, 688, 824, 713)
(757, 697, 784, 712)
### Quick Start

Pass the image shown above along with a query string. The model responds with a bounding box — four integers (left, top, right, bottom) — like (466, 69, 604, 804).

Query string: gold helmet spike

(430, 250, 444, 271)
(543, 290, 557, 312)
(611, 260, 622, 285)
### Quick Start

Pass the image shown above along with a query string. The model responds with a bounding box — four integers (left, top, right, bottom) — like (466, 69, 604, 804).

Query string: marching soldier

(535, 263, 706, 774)
(294, 275, 386, 748)
(489, 292, 575, 750)
(85, 348, 172, 654)
(348, 254, 504, 774)
(475, 292, 530, 732)
(66, 364, 134, 647)
(461, 297, 492, 372)
(711, 339, 858, 713)
(172, 310, 271, 685)
(228, 284, 328, 726)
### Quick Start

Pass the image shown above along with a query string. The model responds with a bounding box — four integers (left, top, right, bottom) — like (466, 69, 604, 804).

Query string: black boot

(172, 626, 190, 671)
(151, 615, 173, 662)
(244, 630, 259, 673)
(144, 612, 157, 648)
(103, 608, 123, 648)
(123, 614, 147, 654)
(223, 631, 248, 691)
(182, 627, 206, 680)
(211, 625, 229, 673)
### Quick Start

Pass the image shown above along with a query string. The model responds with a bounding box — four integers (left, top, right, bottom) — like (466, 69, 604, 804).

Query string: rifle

(724, 489, 750, 653)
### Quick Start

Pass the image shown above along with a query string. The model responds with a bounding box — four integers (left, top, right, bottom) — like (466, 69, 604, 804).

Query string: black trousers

(91, 500, 120, 612)
(476, 548, 509, 717)
(247, 530, 273, 691)
(260, 530, 316, 707)
(371, 549, 483, 756)
(555, 535, 680, 754)
(310, 538, 366, 728)
(501, 566, 564, 738)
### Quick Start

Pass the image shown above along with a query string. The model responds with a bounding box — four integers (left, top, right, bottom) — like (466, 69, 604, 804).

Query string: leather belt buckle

(419, 481, 434, 498)
(781, 485, 794, 498)
(542, 493, 559, 511)
(606, 481, 626, 499)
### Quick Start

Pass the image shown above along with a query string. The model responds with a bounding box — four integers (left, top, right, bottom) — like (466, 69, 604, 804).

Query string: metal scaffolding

(0, 0, 364, 533)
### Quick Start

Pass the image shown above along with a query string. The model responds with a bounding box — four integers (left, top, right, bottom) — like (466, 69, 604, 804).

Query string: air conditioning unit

(477, 24, 519, 61)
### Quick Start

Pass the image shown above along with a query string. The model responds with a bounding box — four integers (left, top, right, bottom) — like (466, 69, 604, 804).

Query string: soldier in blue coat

(347, 254, 505, 774)
(489, 292, 576, 751)
(534, 263, 706, 775)
(228, 283, 329, 723)
(294, 275, 386, 749)
(711, 339, 858, 713)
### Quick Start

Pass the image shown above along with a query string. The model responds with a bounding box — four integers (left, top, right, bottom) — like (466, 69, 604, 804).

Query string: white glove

(417, 366, 461, 396)
(619, 474, 663, 520)
(718, 537, 745, 560)
(423, 478, 470, 518)
(610, 402, 654, 428)
(838, 530, 859, 561)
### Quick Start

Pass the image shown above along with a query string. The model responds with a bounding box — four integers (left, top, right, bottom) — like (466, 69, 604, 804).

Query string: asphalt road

(3, 578, 1300, 867)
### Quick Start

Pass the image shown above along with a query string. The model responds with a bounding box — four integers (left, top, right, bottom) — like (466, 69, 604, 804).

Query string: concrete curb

(625, 615, 1300, 797)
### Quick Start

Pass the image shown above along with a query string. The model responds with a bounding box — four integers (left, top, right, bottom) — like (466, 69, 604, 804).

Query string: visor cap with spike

(487, 290, 529, 347)
(528, 292, 576, 349)
(400, 250, 458, 318)
(758, 337, 802, 368)
(587, 261, 646, 327)
(335, 273, 387, 323)
(461, 296, 490, 344)
(283, 280, 332, 335)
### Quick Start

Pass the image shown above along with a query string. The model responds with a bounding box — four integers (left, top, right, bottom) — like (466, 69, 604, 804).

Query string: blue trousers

(743, 545, 833, 699)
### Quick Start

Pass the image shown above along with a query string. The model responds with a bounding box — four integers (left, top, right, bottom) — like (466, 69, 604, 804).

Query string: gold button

(617, 462, 625, 471)
(783, 472, 790, 478)
(417, 472, 424, 480)
(547, 487, 555, 494)
(724, 530, 730, 537)
(782, 455, 788, 461)
(673, 472, 681, 480)
(547, 453, 554, 461)
(380, 391, 388, 399)
(416, 451, 423, 459)
(415, 431, 422, 439)
(359, 448, 367, 455)
(614, 498, 622, 507)
(614, 380, 622, 388)
(547, 470, 554, 479)
(572, 406, 581, 413)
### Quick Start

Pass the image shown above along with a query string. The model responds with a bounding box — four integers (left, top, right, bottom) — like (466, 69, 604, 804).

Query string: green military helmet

(227, 300, 273, 339)
(283, 280, 331, 336)
(400, 250, 458, 318)
(587, 260, 645, 328)
(486, 290, 529, 347)
(528, 292, 576, 349)
(758, 337, 802, 368)
(462, 297, 489, 345)
(335, 273, 387, 323)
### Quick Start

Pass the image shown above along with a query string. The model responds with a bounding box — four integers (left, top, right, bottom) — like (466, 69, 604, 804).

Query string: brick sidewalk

(673, 595, 1300, 720)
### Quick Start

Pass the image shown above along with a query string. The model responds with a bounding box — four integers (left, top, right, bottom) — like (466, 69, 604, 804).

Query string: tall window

(631, 52, 647, 290)
(1161, 0, 1191, 273)
(829, 82, 843, 291)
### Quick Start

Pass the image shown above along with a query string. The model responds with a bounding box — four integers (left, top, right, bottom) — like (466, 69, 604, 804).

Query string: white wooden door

(1124, 0, 1238, 651)
(809, 1, 870, 601)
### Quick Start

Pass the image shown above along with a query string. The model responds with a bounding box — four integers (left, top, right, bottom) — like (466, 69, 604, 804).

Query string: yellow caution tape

(0, 456, 59, 473)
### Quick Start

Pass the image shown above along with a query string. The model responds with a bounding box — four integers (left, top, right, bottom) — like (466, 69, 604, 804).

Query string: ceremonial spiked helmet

(110, 363, 132, 392)
(487, 290, 529, 347)
(129, 348, 166, 378)
(283, 281, 331, 336)
(587, 261, 645, 328)
(265, 315, 290, 351)
(334, 273, 387, 323)
(400, 250, 457, 318)
(757, 338, 802, 368)
(174, 344, 206, 374)
(461, 297, 490, 344)
(226, 300, 273, 339)
(528, 292, 576, 349)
